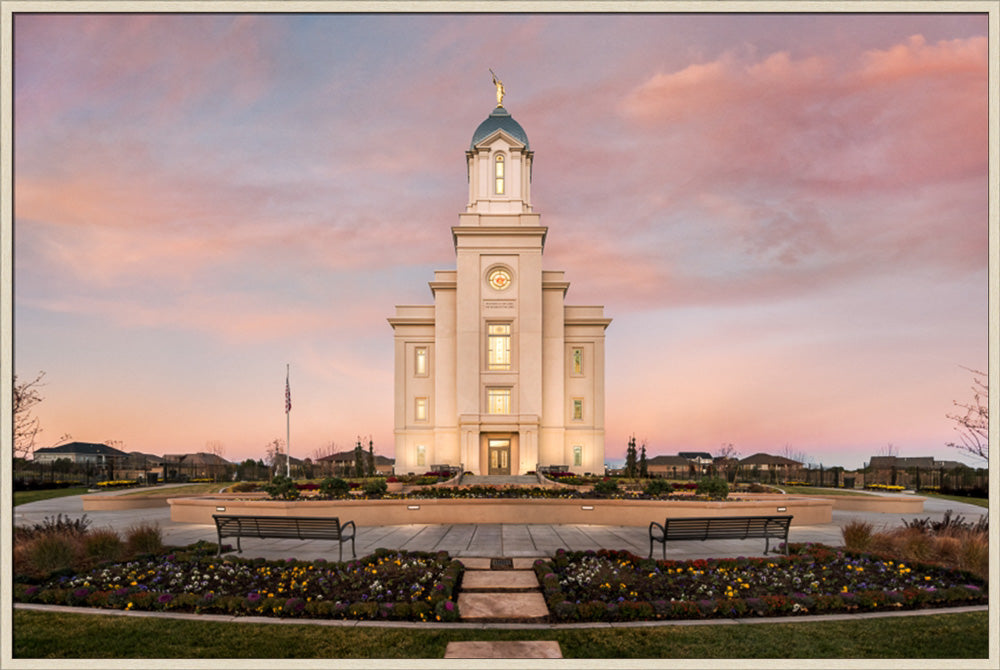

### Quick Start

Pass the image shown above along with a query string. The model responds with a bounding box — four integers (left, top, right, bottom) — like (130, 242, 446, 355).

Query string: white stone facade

(388, 104, 610, 475)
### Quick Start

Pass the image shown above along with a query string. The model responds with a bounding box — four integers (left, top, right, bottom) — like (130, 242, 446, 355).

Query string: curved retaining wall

(169, 495, 834, 526)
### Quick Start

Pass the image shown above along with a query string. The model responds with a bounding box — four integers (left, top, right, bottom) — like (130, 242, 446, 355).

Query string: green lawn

(116, 483, 230, 497)
(13, 487, 89, 507)
(776, 485, 871, 497)
(917, 491, 988, 509)
(12, 609, 988, 658)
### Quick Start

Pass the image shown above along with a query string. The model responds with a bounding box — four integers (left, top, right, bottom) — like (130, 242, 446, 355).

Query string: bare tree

(715, 443, 740, 481)
(13, 372, 45, 459)
(312, 441, 339, 461)
(206, 440, 225, 457)
(878, 443, 899, 457)
(264, 438, 286, 476)
(946, 367, 988, 463)
(779, 444, 811, 466)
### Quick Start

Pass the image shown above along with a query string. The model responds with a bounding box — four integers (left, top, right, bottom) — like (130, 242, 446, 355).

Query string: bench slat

(649, 515, 791, 559)
(213, 514, 355, 560)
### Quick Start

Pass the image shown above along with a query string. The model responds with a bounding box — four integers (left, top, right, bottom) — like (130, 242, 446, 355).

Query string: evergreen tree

(353, 439, 365, 478)
(625, 435, 638, 478)
(367, 438, 375, 477)
(639, 441, 648, 478)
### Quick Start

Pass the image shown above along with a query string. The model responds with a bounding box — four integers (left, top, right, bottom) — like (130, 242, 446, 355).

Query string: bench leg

(350, 535, 356, 559)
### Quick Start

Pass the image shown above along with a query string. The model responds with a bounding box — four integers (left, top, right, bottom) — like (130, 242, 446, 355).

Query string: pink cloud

(15, 14, 280, 127)
(619, 34, 987, 191)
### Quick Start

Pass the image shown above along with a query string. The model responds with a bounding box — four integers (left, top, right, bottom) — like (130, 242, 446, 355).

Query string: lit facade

(388, 100, 611, 475)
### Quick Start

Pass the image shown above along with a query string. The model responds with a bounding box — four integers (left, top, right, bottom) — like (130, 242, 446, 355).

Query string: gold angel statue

(489, 69, 505, 107)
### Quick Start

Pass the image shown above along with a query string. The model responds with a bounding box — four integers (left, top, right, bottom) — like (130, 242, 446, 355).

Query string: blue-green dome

(470, 106, 530, 150)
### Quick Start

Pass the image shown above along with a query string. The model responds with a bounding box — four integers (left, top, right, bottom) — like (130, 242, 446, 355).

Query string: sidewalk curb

(14, 602, 988, 630)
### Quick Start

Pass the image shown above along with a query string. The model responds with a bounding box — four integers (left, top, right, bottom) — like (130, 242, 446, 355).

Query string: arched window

(494, 154, 505, 194)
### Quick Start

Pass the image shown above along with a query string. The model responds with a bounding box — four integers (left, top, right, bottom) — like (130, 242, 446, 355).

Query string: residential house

(316, 450, 395, 477)
(738, 453, 803, 481)
(162, 452, 233, 481)
(33, 441, 129, 466)
(646, 455, 696, 479)
(677, 451, 714, 476)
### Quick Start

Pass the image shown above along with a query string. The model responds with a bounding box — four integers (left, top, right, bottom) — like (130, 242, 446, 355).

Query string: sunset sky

(10, 10, 991, 470)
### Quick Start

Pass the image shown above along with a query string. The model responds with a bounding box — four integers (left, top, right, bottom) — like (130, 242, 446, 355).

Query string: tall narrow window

(487, 388, 511, 415)
(416, 445, 426, 467)
(572, 398, 583, 421)
(572, 347, 583, 375)
(415, 397, 427, 422)
(487, 323, 511, 370)
(414, 347, 428, 376)
(494, 154, 505, 194)
(573, 446, 583, 467)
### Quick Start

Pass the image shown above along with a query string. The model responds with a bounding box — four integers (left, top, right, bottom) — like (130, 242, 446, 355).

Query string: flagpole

(285, 364, 291, 479)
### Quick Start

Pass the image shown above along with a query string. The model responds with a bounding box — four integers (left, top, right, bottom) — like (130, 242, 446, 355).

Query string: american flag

(285, 372, 291, 414)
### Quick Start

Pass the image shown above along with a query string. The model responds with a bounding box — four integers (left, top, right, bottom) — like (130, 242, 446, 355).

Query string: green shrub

(643, 479, 673, 496)
(126, 522, 163, 555)
(230, 481, 259, 493)
(262, 475, 299, 500)
(696, 477, 729, 499)
(319, 477, 350, 498)
(592, 479, 620, 496)
(362, 478, 387, 496)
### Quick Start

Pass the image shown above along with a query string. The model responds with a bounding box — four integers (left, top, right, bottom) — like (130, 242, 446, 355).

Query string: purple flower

(445, 601, 454, 611)
(157, 593, 173, 604)
(24, 586, 40, 597)
(73, 588, 90, 598)
(247, 592, 261, 603)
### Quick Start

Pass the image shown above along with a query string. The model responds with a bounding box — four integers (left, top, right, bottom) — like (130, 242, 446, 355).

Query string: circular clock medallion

(488, 268, 512, 290)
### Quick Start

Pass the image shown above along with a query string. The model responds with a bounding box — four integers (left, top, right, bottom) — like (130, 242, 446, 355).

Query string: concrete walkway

(13, 489, 987, 562)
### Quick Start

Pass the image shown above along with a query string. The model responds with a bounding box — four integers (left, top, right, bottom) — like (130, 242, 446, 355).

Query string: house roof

(316, 450, 394, 465)
(647, 455, 693, 466)
(162, 452, 231, 465)
(739, 452, 802, 467)
(34, 442, 129, 457)
(869, 456, 957, 469)
(677, 451, 713, 460)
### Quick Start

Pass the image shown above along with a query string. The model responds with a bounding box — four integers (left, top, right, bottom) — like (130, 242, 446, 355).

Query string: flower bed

(94, 480, 140, 489)
(865, 483, 907, 492)
(14, 546, 462, 622)
(534, 546, 987, 622)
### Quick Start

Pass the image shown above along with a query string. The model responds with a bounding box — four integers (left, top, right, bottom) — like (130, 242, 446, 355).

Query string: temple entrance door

(488, 438, 511, 475)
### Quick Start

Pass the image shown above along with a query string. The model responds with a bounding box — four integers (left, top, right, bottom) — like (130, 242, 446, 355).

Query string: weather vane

(489, 69, 505, 107)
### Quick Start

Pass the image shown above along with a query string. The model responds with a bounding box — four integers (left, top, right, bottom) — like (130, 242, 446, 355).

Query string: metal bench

(648, 515, 792, 559)
(213, 514, 356, 561)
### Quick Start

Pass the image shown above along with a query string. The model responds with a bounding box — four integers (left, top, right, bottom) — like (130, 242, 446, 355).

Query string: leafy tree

(946, 367, 988, 463)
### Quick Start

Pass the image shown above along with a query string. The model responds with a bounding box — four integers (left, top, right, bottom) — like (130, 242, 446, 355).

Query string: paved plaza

(13, 487, 987, 563)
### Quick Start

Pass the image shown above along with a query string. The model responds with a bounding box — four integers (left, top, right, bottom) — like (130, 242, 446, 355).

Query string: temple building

(388, 83, 611, 475)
